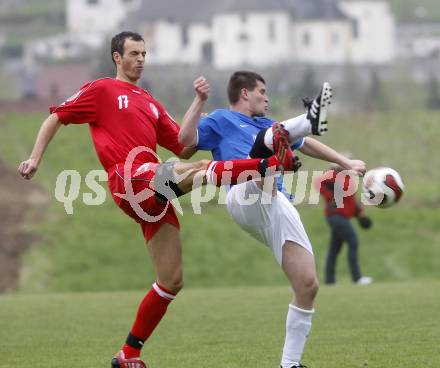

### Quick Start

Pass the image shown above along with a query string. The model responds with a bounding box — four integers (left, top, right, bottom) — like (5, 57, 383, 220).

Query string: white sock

(264, 114, 311, 151)
(280, 304, 314, 368)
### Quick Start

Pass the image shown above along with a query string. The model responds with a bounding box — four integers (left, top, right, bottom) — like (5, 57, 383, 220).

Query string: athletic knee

(160, 277, 184, 294)
(308, 277, 320, 300)
(309, 277, 320, 298)
(170, 279, 184, 294)
(299, 275, 319, 299)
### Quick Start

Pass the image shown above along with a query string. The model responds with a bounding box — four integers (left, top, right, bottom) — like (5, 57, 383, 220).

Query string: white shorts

(226, 180, 313, 265)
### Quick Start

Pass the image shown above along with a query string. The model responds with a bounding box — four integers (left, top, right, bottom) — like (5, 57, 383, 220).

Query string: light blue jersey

(196, 109, 304, 196)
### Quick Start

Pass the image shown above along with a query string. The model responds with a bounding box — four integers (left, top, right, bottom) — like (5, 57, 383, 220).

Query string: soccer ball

(362, 167, 404, 208)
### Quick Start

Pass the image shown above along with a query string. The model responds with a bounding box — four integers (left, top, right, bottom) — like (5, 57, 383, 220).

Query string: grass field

(0, 105, 439, 367)
(1, 3, 440, 366)
(0, 111, 439, 292)
(1, 282, 439, 367)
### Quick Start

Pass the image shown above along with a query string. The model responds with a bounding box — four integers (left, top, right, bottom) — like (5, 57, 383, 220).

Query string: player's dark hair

(227, 71, 266, 104)
(111, 31, 144, 64)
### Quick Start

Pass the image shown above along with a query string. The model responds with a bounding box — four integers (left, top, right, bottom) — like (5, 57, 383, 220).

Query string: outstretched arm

(178, 76, 209, 147)
(299, 137, 366, 176)
(18, 113, 62, 179)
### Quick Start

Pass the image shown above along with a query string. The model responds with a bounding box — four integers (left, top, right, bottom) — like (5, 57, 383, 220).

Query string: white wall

(181, 23, 213, 64)
(212, 12, 290, 69)
(66, 0, 396, 67)
(67, 0, 140, 34)
(141, 21, 212, 64)
(143, 21, 181, 63)
(339, 0, 395, 63)
(112, 11, 292, 68)
(291, 21, 351, 64)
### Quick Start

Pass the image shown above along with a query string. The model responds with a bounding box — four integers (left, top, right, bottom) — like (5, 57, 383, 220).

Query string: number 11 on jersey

(118, 95, 129, 109)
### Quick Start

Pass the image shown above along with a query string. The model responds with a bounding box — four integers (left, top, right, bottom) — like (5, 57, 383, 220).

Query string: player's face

(117, 39, 146, 83)
(247, 81, 269, 117)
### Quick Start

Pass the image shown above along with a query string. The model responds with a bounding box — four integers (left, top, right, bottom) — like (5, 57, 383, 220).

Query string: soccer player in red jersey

(18, 31, 295, 368)
(314, 164, 373, 286)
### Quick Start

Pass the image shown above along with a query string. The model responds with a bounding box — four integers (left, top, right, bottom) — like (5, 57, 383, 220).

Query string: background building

(66, 0, 396, 68)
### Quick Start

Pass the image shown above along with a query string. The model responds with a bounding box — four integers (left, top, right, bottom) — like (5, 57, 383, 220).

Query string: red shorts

(107, 163, 180, 241)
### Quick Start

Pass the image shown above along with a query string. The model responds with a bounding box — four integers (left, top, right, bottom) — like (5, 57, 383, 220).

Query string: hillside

(388, 0, 440, 23)
(0, 0, 64, 58)
(0, 110, 439, 292)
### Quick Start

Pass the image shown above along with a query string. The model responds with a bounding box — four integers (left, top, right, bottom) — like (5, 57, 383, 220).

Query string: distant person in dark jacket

(315, 163, 373, 285)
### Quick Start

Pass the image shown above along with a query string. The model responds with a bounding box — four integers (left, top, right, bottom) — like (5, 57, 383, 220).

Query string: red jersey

(50, 78, 184, 171)
(314, 170, 361, 218)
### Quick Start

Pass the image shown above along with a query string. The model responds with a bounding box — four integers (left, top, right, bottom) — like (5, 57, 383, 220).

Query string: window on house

(202, 41, 213, 64)
(331, 32, 339, 45)
(303, 32, 311, 46)
(352, 19, 359, 39)
(239, 33, 249, 42)
(182, 24, 189, 46)
(268, 19, 276, 41)
(87, 0, 99, 5)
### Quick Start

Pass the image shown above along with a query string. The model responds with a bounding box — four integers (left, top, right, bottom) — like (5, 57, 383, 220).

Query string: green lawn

(1, 282, 439, 367)
(0, 111, 439, 292)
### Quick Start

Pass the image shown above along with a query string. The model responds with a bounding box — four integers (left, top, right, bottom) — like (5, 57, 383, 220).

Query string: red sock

(123, 282, 176, 358)
(206, 156, 279, 186)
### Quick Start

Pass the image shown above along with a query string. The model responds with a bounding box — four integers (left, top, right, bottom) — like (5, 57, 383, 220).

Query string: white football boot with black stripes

(302, 82, 332, 136)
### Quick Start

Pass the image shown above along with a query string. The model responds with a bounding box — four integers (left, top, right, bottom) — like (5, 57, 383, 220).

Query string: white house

(67, 0, 141, 35)
(122, 0, 395, 68)
(339, 0, 395, 63)
(289, 1, 352, 65)
(61, 0, 396, 68)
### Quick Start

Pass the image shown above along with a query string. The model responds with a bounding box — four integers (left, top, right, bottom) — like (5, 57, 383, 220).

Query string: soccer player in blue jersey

(179, 71, 366, 368)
